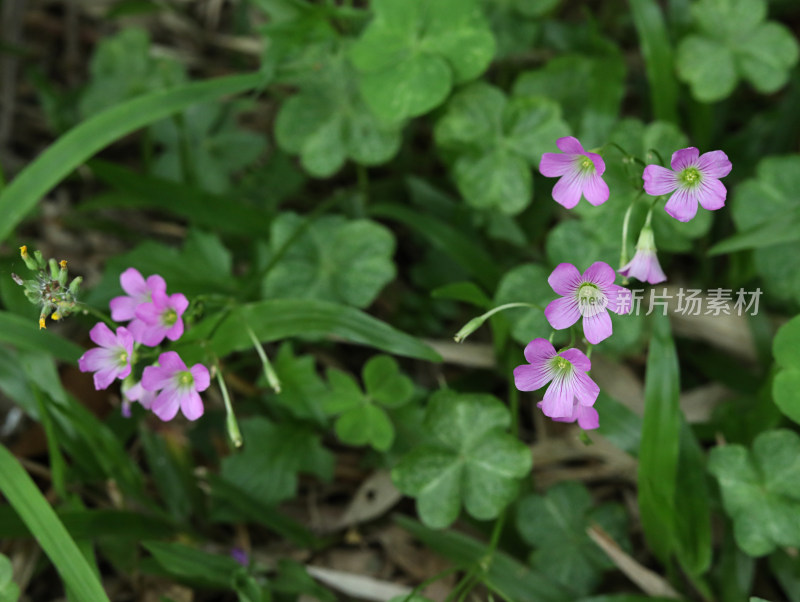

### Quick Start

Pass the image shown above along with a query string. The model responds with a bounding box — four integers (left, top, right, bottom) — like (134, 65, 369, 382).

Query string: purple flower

(545, 262, 631, 345)
(619, 223, 667, 284)
(231, 547, 249, 567)
(110, 268, 166, 322)
(122, 380, 156, 410)
(133, 290, 189, 347)
(539, 136, 609, 209)
(513, 338, 599, 427)
(643, 147, 732, 222)
(78, 323, 134, 390)
(142, 351, 210, 421)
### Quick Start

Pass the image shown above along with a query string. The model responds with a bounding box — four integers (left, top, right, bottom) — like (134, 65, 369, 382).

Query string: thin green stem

(619, 200, 636, 272)
(77, 302, 116, 329)
(455, 302, 543, 343)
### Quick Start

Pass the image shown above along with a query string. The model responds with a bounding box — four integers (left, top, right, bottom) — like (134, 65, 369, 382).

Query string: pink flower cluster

(513, 261, 631, 431)
(78, 268, 209, 421)
(539, 136, 732, 286)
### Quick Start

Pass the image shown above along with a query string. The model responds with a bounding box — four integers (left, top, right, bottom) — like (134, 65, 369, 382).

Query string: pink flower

(619, 222, 667, 284)
(133, 290, 189, 347)
(142, 351, 209, 421)
(513, 338, 599, 427)
(539, 136, 609, 209)
(78, 323, 134, 390)
(643, 147, 732, 222)
(110, 268, 166, 322)
(545, 262, 631, 345)
(122, 380, 156, 410)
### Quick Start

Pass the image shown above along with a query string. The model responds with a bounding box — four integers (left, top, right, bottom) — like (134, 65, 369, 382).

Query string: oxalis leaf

(434, 82, 568, 214)
(675, 0, 799, 102)
(772, 315, 800, 425)
(322, 355, 414, 451)
(392, 390, 532, 528)
(262, 213, 396, 309)
(350, 0, 495, 123)
(516, 481, 629, 596)
(709, 429, 800, 556)
(275, 51, 402, 178)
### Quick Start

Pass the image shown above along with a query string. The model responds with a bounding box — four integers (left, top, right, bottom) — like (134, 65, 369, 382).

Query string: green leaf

(709, 208, 800, 255)
(493, 264, 551, 346)
(78, 28, 186, 118)
(629, 0, 678, 121)
(192, 298, 441, 362)
(637, 313, 680, 563)
(262, 213, 396, 308)
(0, 553, 20, 602)
(363, 355, 414, 407)
(150, 101, 266, 193)
(335, 403, 395, 451)
(709, 429, 800, 556)
(676, 0, 799, 102)
(0, 71, 265, 242)
(0, 444, 110, 601)
(274, 53, 402, 177)
(512, 52, 625, 146)
(392, 390, 532, 528)
(221, 417, 334, 505)
(674, 422, 712, 576)
(0, 311, 83, 363)
(271, 343, 329, 425)
(435, 83, 567, 214)
(350, 0, 495, 122)
(772, 315, 800, 425)
(731, 155, 800, 303)
(517, 482, 628, 595)
(431, 281, 492, 308)
(143, 541, 247, 589)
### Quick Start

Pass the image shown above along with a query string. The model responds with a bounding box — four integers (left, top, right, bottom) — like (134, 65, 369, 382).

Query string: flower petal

(548, 263, 582, 296)
(670, 147, 699, 171)
(514, 364, 553, 392)
(93, 366, 120, 390)
(582, 310, 612, 344)
(541, 376, 575, 418)
(575, 405, 599, 430)
(545, 296, 581, 330)
(697, 150, 731, 178)
(181, 390, 204, 421)
(145, 274, 167, 295)
(582, 261, 616, 287)
(606, 284, 633, 314)
(559, 348, 591, 372)
(151, 389, 181, 421)
(523, 338, 556, 364)
(109, 296, 138, 322)
(88, 322, 117, 349)
(664, 188, 699, 222)
(119, 268, 146, 296)
(165, 320, 185, 342)
(582, 173, 609, 206)
(142, 364, 174, 392)
(696, 177, 727, 211)
(552, 172, 583, 209)
(556, 136, 585, 154)
(539, 152, 577, 177)
(78, 347, 116, 375)
(643, 165, 678, 196)
(170, 293, 189, 315)
(190, 364, 211, 392)
(571, 371, 600, 406)
(586, 152, 606, 175)
(158, 351, 187, 373)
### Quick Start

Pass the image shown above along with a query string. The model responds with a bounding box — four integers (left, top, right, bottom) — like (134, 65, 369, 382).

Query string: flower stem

(214, 362, 243, 448)
(246, 326, 281, 393)
(77, 303, 116, 329)
(619, 200, 636, 281)
(454, 302, 543, 343)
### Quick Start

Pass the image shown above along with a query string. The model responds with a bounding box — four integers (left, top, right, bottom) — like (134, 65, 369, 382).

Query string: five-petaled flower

(539, 136, 609, 209)
(133, 290, 189, 347)
(142, 351, 210, 421)
(78, 323, 134, 390)
(643, 147, 732, 222)
(513, 338, 599, 429)
(545, 261, 631, 344)
(619, 221, 667, 284)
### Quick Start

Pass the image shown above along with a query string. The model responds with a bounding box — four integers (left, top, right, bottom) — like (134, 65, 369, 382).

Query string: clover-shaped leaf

(772, 315, 800, 425)
(275, 52, 402, 178)
(676, 0, 799, 102)
(322, 355, 414, 451)
(708, 429, 800, 557)
(150, 101, 267, 193)
(271, 343, 329, 426)
(392, 390, 532, 528)
(435, 82, 568, 214)
(79, 28, 186, 118)
(350, 0, 495, 122)
(731, 155, 800, 304)
(221, 417, 334, 505)
(513, 52, 625, 147)
(516, 481, 629, 595)
(262, 213, 396, 308)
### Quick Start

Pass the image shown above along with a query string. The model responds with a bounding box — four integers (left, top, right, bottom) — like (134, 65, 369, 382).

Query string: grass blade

(0, 444, 111, 601)
(0, 72, 264, 242)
